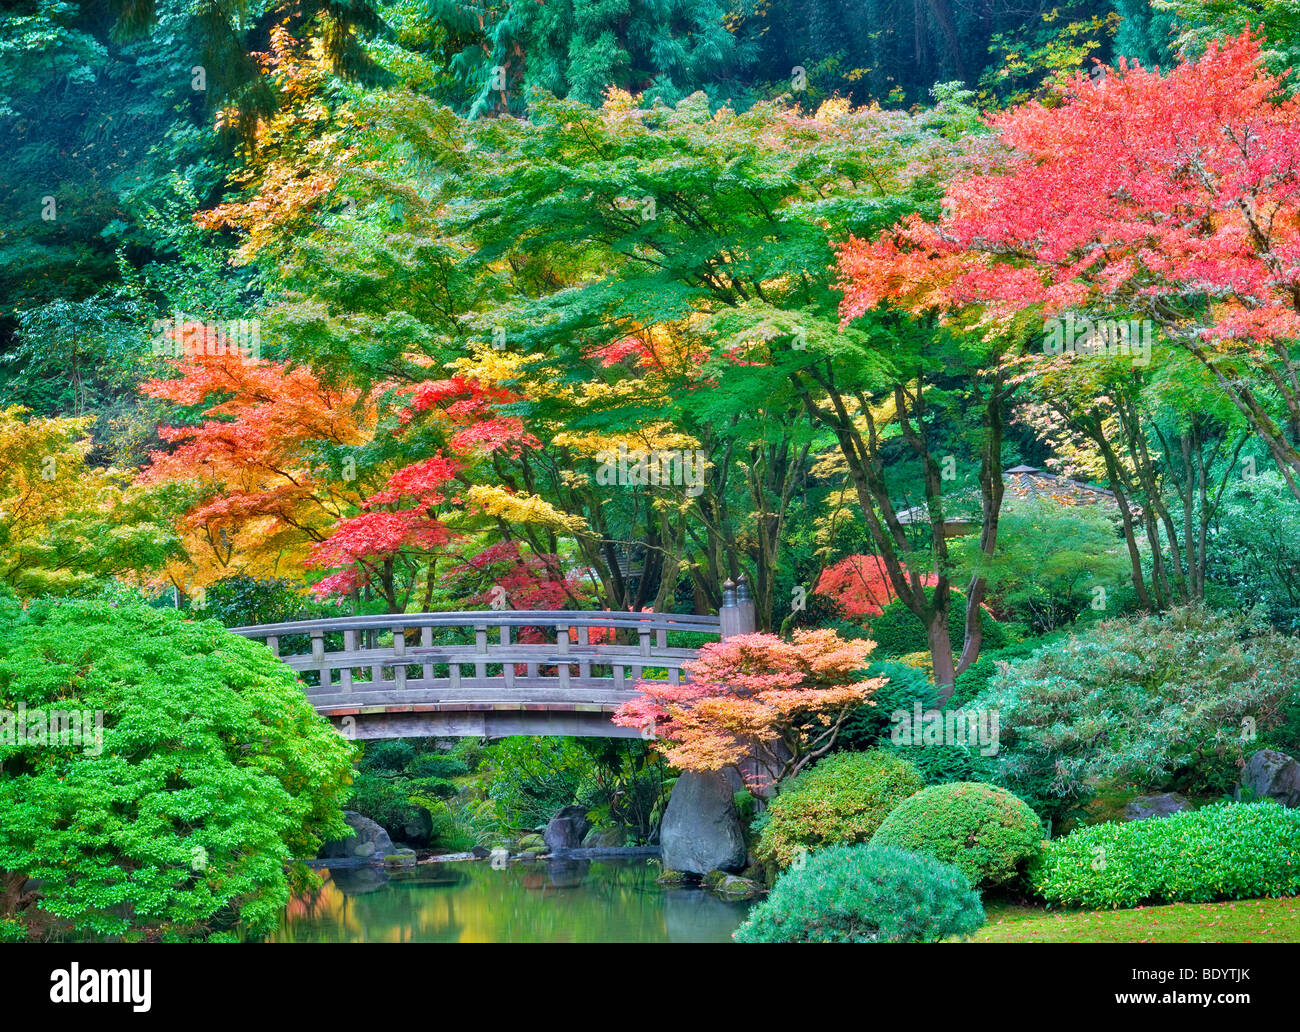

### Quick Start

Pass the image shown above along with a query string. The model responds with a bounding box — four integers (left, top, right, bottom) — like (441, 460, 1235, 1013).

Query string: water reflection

(275, 858, 750, 943)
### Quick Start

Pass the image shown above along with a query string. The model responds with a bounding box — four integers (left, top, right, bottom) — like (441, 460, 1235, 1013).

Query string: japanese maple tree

(613, 628, 884, 790)
(838, 31, 1300, 501)
(138, 350, 375, 593)
(814, 554, 940, 618)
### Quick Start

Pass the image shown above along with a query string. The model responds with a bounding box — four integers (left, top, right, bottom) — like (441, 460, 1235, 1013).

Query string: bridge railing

(230, 607, 735, 704)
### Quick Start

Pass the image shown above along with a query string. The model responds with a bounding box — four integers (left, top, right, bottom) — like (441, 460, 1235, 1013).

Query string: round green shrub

(0, 599, 354, 941)
(870, 781, 1043, 887)
(1033, 802, 1300, 909)
(735, 845, 985, 943)
(754, 750, 924, 870)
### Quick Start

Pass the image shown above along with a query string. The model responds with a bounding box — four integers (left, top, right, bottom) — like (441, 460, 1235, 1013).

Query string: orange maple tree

(138, 350, 376, 593)
(613, 628, 884, 790)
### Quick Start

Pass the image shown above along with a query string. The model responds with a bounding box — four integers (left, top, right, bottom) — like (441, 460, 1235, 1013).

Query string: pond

(273, 857, 754, 943)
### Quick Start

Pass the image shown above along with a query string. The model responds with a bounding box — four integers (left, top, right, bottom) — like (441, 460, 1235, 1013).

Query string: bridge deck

(230, 606, 751, 739)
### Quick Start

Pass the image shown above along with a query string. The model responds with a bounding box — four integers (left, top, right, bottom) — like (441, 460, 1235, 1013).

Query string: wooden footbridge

(232, 579, 757, 739)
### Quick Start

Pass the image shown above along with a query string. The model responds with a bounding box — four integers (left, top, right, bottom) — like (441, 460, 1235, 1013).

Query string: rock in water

(1242, 749, 1300, 808)
(544, 805, 592, 853)
(319, 811, 395, 860)
(660, 771, 746, 875)
(1123, 792, 1191, 821)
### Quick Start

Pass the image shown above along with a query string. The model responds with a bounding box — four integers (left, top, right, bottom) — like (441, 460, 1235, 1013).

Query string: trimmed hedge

(871, 781, 1044, 887)
(754, 750, 923, 870)
(1033, 802, 1300, 909)
(735, 845, 985, 943)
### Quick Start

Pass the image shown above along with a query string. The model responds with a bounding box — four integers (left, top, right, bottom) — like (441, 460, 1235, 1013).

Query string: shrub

(882, 743, 997, 786)
(734, 845, 985, 943)
(788, 588, 848, 628)
(867, 590, 1014, 659)
(364, 739, 417, 772)
(871, 782, 1043, 887)
(348, 769, 428, 832)
(1033, 802, 1300, 908)
(837, 661, 941, 751)
(408, 752, 470, 779)
(0, 600, 353, 941)
(948, 630, 1070, 708)
(754, 750, 924, 870)
(975, 606, 1300, 822)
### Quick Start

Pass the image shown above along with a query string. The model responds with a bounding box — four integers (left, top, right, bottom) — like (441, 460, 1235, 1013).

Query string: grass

(972, 897, 1300, 943)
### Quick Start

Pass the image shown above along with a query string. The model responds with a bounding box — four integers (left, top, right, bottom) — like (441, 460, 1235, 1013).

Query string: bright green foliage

(482, 736, 597, 831)
(408, 752, 471, 779)
(0, 599, 354, 941)
(977, 606, 1300, 821)
(754, 750, 923, 870)
(950, 496, 1131, 633)
(735, 844, 985, 943)
(871, 782, 1044, 887)
(836, 660, 941, 751)
(1034, 802, 1300, 908)
(865, 591, 1015, 658)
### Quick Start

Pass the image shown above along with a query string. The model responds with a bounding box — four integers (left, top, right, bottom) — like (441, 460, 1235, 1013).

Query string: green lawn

(972, 898, 1300, 943)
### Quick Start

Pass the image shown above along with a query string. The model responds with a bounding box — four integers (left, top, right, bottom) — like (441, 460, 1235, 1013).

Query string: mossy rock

(656, 869, 690, 886)
(713, 875, 763, 901)
(702, 869, 730, 891)
(382, 852, 417, 868)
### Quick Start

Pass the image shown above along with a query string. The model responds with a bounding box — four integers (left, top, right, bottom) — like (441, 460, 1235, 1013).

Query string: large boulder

(660, 771, 747, 875)
(1242, 749, 1300, 808)
(319, 811, 395, 860)
(1123, 792, 1191, 821)
(544, 805, 592, 853)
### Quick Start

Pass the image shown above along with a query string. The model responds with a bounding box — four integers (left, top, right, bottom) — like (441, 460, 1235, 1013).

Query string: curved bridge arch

(232, 597, 755, 740)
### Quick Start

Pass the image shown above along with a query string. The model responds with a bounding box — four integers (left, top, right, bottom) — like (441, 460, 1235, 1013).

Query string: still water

(274, 857, 753, 943)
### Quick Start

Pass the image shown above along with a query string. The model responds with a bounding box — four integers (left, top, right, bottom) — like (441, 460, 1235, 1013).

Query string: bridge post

(719, 574, 757, 639)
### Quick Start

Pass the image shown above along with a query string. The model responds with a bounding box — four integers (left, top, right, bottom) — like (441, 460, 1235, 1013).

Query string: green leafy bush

(755, 750, 923, 870)
(949, 496, 1132, 633)
(870, 782, 1043, 887)
(754, 743, 925, 863)
(866, 591, 1014, 659)
(0, 599, 354, 941)
(837, 660, 941, 751)
(364, 739, 417, 772)
(975, 606, 1300, 822)
(882, 743, 997, 786)
(948, 630, 1070, 708)
(408, 752, 470, 779)
(347, 769, 426, 832)
(1034, 802, 1300, 908)
(735, 845, 985, 943)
